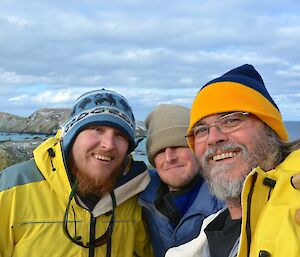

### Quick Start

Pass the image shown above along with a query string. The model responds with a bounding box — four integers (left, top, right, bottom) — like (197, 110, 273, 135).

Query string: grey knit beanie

(145, 104, 190, 167)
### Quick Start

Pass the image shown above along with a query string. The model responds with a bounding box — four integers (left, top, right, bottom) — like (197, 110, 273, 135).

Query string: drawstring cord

(72, 206, 81, 242)
(63, 179, 116, 249)
(47, 148, 56, 171)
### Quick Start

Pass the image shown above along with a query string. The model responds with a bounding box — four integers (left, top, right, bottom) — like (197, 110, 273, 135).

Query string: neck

(168, 174, 201, 192)
(226, 199, 242, 219)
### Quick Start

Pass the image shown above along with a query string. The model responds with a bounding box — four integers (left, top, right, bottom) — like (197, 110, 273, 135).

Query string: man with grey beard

(165, 64, 300, 257)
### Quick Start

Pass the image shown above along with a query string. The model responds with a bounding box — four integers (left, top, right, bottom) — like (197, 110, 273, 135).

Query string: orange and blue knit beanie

(188, 64, 288, 150)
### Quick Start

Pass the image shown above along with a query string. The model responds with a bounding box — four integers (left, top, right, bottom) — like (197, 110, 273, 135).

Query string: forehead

(84, 125, 125, 135)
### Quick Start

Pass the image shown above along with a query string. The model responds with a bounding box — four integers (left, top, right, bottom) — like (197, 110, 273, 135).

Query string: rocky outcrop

(0, 108, 146, 136)
(0, 140, 42, 171)
(23, 108, 71, 134)
(0, 112, 26, 132)
(0, 108, 71, 134)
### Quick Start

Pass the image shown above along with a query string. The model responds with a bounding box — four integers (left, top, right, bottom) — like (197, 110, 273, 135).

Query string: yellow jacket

(0, 135, 152, 257)
(239, 149, 300, 257)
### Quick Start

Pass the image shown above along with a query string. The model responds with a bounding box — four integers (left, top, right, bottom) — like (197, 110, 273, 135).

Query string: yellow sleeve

(134, 216, 153, 257)
(0, 189, 15, 257)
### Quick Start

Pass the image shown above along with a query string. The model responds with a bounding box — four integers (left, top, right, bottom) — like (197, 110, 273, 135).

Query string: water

(285, 121, 300, 140)
(0, 132, 50, 141)
(0, 121, 299, 166)
(134, 139, 148, 164)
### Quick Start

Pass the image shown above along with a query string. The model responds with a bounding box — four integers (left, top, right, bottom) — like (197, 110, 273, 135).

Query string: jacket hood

(33, 132, 151, 216)
(33, 132, 71, 199)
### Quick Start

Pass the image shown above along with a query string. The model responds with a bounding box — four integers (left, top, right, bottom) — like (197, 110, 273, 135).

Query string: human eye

(193, 125, 208, 137)
(220, 114, 243, 128)
(114, 130, 127, 140)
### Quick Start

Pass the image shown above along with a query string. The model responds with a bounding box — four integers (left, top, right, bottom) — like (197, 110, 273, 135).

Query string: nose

(100, 131, 115, 150)
(164, 147, 177, 163)
(206, 125, 228, 145)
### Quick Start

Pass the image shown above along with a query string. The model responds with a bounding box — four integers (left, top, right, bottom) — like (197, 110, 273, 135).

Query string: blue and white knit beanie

(62, 89, 136, 155)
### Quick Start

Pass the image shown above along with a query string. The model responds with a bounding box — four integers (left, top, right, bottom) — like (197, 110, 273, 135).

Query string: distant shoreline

(0, 131, 54, 135)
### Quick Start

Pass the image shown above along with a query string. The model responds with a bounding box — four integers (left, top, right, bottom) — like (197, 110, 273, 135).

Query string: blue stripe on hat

(201, 64, 279, 110)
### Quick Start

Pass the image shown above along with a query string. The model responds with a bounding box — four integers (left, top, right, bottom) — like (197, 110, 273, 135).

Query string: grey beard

(200, 144, 250, 201)
(199, 129, 281, 201)
(206, 165, 246, 201)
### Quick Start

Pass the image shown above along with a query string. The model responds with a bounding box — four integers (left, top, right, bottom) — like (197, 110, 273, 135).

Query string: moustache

(202, 143, 246, 162)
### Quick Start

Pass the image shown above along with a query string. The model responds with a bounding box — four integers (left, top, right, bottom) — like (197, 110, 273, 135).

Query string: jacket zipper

(89, 214, 96, 257)
(245, 173, 257, 257)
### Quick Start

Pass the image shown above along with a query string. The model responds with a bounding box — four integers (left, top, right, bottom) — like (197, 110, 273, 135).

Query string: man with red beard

(165, 64, 300, 257)
(0, 89, 153, 257)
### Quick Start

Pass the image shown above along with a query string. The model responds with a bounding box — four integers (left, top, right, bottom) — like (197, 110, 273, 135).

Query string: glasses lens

(218, 112, 248, 133)
(187, 112, 248, 145)
(193, 125, 209, 143)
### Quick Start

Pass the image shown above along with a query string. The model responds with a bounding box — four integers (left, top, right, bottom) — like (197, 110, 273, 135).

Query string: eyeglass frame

(186, 111, 250, 145)
(62, 179, 116, 248)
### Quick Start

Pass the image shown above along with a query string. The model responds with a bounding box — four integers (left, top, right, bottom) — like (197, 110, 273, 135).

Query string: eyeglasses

(63, 179, 116, 248)
(186, 112, 249, 145)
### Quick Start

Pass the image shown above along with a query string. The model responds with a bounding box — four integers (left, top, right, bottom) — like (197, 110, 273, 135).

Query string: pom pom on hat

(188, 64, 288, 150)
(145, 104, 190, 167)
(62, 89, 136, 155)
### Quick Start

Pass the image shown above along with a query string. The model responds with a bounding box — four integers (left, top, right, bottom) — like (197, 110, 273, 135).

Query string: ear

(121, 154, 132, 175)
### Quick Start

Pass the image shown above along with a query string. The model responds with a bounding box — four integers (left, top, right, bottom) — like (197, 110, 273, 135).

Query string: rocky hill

(0, 109, 146, 171)
(0, 140, 41, 170)
(0, 108, 146, 136)
(0, 108, 71, 134)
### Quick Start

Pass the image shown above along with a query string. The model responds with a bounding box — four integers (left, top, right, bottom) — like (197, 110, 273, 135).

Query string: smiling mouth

(212, 151, 238, 161)
(165, 165, 184, 171)
(93, 154, 112, 161)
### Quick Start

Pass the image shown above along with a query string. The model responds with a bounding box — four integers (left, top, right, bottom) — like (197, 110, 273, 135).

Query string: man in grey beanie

(0, 89, 153, 257)
(139, 104, 224, 257)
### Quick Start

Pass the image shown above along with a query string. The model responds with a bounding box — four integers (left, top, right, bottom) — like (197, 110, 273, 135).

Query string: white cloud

(276, 65, 300, 77)
(0, 15, 31, 27)
(0, 69, 38, 84)
(9, 94, 28, 102)
(33, 90, 74, 104)
(0, 0, 300, 121)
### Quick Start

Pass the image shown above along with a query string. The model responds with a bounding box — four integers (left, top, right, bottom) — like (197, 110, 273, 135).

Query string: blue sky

(0, 0, 300, 121)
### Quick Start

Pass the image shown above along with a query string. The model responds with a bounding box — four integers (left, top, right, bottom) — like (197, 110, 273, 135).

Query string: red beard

(68, 155, 124, 197)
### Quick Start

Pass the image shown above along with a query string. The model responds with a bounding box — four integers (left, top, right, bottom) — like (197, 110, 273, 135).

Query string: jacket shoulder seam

(0, 159, 45, 192)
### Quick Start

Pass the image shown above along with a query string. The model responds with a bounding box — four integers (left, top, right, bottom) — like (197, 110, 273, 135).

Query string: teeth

(94, 154, 112, 161)
(212, 152, 237, 161)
